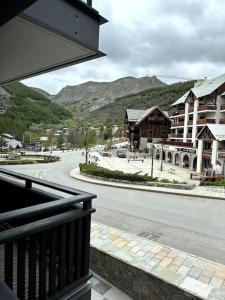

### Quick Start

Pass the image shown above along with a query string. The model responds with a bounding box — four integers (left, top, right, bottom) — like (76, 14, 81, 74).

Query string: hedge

(80, 163, 158, 182)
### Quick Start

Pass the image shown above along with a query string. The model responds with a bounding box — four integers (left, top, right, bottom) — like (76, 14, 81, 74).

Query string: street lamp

(84, 123, 91, 164)
(151, 144, 154, 177)
(160, 144, 164, 172)
(85, 127, 88, 164)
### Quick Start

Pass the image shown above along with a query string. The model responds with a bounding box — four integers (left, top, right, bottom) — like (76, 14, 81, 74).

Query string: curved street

(3, 150, 225, 265)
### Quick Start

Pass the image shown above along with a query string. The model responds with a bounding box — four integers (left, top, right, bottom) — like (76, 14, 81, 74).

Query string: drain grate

(137, 231, 161, 241)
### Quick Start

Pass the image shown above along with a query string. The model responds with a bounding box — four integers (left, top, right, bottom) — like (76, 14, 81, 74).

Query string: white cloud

(23, 0, 225, 94)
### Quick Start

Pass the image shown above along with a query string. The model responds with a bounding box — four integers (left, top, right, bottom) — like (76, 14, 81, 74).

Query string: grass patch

(200, 180, 225, 187)
(0, 155, 60, 165)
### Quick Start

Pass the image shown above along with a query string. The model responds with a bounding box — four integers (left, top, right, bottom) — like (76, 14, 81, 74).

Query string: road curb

(70, 168, 225, 201)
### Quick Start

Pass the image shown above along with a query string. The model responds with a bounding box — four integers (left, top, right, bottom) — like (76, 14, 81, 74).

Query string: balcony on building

(197, 104, 217, 112)
(161, 140, 194, 148)
(221, 104, 225, 111)
(169, 133, 183, 139)
(0, 1, 107, 299)
(197, 118, 216, 125)
(202, 149, 212, 159)
(171, 120, 184, 128)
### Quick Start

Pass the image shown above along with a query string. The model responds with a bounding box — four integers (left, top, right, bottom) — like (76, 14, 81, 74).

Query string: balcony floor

(68, 273, 131, 300)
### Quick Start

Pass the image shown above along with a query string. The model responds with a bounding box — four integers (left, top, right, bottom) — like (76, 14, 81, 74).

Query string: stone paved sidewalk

(91, 222, 225, 300)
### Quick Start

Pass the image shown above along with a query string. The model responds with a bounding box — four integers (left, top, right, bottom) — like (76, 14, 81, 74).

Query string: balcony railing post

(25, 179, 32, 189)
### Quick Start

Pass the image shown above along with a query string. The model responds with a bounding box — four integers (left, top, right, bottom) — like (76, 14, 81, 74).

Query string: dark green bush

(200, 180, 225, 187)
(80, 163, 157, 182)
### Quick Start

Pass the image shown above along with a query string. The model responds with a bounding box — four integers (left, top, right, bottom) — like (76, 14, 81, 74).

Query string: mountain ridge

(53, 76, 166, 107)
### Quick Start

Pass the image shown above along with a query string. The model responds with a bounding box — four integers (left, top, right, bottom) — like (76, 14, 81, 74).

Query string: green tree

(57, 134, 64, 148)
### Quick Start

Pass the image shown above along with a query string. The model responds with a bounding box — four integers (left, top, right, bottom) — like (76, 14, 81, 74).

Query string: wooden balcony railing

(197, 119, 215, 125)
(198, 104, 216, 111)
(171, 121, 184, 127)
(203, 149, 212, 159)
(161, 141, 193, 147)
(218, 150, 225, 158)
(220, 119, 225, 124)
(169, 134, 183, 138)
(188, 120, 193, 126)
(178, 109, 185, 115)
(0, 168, 96, 300)
(221, 104, 225, 110)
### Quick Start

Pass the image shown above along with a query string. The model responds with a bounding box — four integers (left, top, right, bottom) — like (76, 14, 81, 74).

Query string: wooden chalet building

(124, 106, 171, 150)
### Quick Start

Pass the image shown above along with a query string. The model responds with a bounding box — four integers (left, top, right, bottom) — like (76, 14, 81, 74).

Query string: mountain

(82, 80, 195, 127)
(54, 76, 165, 105)
(32, 87, 53, 99)
(0, 82, 72, 138)
(52, 76, 166, 118)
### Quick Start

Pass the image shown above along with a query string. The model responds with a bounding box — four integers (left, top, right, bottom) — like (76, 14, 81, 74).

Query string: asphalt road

(3, 150, 225, 265)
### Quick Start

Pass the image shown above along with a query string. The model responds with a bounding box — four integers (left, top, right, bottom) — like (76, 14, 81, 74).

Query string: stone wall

(90, 246, 202, 300)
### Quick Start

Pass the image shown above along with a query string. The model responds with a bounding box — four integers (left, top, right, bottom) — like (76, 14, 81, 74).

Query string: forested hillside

(0, 82, 72, 138)
(84, 80, 194, 126)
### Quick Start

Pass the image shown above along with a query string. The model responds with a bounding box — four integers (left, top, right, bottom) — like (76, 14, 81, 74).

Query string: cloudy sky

(22, 0, 225, 95)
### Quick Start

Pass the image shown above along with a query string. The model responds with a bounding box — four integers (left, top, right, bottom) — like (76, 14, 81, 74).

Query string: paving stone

(156, 250, 167, 260)
(167, 249, 179, 259)
(173, 257, 185, 267)
(180, 277, 212, 299)
(188, 267, 202, 279)
(153, 265, 183, 283)
(168, 264, 179, 272)
(210, 277, 224, 288)
(215, 268, 225, 280)
(160, 257, 173, 267)
(127, 241, 137, 247)
(198, 275, 211, 285)
(208, 287, 225, 300)
(183, 257, 195, 268)
(202, 268, 216, 278)
(136, 250, 146, 257)
(93, 281, 112, 295)
(130, 245, 141, 253)
(151, 245, 163, 254)
(177, 265, 190, 276)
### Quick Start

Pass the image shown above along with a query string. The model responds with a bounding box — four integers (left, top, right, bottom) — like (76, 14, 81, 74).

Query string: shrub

(80, 163, 157, 182)
(200, 180, 225, 187)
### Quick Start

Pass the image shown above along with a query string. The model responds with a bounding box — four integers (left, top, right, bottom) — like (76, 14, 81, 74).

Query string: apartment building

(165, 73, 225, 172)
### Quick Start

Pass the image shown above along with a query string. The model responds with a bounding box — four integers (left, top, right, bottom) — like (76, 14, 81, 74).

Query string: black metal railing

(0, 168, 96, 300)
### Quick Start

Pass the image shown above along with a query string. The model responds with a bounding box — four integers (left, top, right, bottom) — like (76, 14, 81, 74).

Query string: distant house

(124, 106, 171, 150)
(2, 133, 22, 149)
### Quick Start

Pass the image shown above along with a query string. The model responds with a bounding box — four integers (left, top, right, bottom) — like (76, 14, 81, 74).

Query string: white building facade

(164, 73, 225, 172)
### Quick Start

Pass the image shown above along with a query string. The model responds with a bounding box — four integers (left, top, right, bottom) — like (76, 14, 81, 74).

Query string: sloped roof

(135, 106, 171, 126)
(192, 73, 225, 98)
(126, 109, 145, 122)
(197, 124, 225, 141)
(171, 73, 225, 106)
(171, 91, 190, 106)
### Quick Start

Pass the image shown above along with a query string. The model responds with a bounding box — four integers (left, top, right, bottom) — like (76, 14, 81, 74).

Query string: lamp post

(85, 127, 88, 164)
(160, 144, 164, 172)
(151, 144, 154, 177)
(131, 133, 134, 152)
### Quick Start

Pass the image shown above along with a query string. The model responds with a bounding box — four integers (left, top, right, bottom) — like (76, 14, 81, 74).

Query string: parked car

(117, 149, 127, 158)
